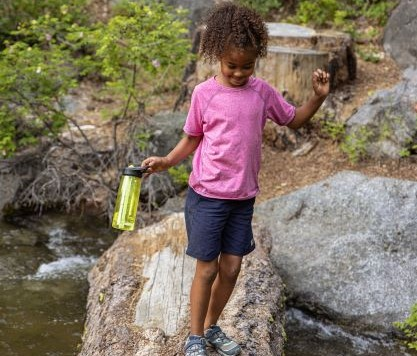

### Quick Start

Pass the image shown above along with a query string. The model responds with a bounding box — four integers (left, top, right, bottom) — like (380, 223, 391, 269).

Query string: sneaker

(204, 325, 241, 356)
(184, 335, 207, 356)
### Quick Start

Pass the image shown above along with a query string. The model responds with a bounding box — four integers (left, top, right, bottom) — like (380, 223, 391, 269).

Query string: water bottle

(112, 165, 148, 231)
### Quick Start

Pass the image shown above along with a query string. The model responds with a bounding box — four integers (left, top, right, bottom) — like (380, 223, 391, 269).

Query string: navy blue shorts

(184, 187, 256, 261)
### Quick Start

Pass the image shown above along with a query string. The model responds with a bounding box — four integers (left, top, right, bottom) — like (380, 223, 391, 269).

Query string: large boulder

(344, 68, 417, 159)
(384, 0, 417, 70)
(79, 213, 286, 355)
(255, 171, 417, 333)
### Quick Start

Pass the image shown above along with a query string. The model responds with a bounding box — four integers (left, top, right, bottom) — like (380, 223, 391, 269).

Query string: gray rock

(345, 72, 417, 159)
(384, 0, 417, 70)
(146, 111, 186, 157)
(139, 112, 189, 208)
(255, 171, 417, 333)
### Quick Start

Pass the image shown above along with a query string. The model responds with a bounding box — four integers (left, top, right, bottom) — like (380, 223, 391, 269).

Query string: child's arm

(287, 68, 330, 130)
(141, 134, 202, 173)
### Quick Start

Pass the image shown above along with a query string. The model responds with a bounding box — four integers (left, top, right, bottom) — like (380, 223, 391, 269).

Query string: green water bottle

(112, 165, 148, 231)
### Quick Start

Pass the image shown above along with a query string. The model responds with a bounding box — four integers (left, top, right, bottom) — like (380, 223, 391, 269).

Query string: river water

(284, 307, 417, 356)
(0, 213, 117, 356)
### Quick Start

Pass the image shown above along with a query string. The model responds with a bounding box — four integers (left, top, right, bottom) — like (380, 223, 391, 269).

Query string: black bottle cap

(122, 166, 149, 178)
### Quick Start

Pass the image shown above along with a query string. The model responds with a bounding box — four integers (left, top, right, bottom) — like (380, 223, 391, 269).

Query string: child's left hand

(312, 68, 330, 98)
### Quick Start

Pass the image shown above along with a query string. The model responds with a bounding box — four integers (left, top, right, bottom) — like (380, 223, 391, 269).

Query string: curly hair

(200, 2, 268, 63)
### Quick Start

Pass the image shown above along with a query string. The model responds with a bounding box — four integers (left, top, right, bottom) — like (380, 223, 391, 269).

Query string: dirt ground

(257, 53, 417, 203)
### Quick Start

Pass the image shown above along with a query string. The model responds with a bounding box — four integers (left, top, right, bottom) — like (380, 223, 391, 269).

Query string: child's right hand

(141, 156, 171, 174)
(312, 68, 330, 98)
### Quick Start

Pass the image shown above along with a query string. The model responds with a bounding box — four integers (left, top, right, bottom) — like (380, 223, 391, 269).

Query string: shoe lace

(186, 345, 205, 356)
(185, 338, 206, 356)
(212, 329, 229, 343)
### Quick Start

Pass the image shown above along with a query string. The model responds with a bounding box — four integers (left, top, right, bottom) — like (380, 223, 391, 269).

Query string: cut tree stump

(266, 23, 357, 91)
(255, 46, 328, 105)
(195, 23, 356, 105)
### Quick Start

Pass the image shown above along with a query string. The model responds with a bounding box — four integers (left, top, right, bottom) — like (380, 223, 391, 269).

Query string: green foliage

(0, 8, 95, 157)
(294, 0, 339, 27)
(136, 131, 151, 152)
(293, 0, 398, 39)
(357, 47, 382, 63)
(0, 110, 16, 157)
(0, 43, 76, 156)
(379, 122, 392, 141)
(0, 0, 191, 157)
(168, 164, 190, 188)
(0, 0, 89, 46)
(321, 120, 346, 141)
(398, 138, 417, 158)
(89, 0, 191, 117)
(340, 126, 373, 163)
(394, 303, 417, 351)
(237, 0, 282, 16)
(362, 1, 397, 26)
(399, 148, 411, 158)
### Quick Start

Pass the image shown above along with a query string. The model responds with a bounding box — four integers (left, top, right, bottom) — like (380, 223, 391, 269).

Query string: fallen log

(79, 213, 286, 356)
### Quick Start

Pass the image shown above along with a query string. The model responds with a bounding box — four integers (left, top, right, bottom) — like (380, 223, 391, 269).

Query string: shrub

(0, 0, 191, 157)
(237, 0, 282, 16)
(394, 303, 417, 351)
(89, 0, 191, 118)
(340, 126, 373, 163)
(0, 7, 94, 157)
(0, 0, 89, 46)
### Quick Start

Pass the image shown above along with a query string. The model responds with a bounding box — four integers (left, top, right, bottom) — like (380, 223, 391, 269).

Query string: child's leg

(190, 258, 219, 336)
(204, 253, 242, 328)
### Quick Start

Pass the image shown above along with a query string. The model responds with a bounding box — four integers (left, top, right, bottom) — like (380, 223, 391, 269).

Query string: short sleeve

(265, 85, 296, 126)
(183, 89, 203, 136)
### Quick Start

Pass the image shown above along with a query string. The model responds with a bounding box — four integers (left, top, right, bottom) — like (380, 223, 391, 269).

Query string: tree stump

(266, 23, 357, 92)
(195, 22, 356, 105)
(255, 46, 328, 105)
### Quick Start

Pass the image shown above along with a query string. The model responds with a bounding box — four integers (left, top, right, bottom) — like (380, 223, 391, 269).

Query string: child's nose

(234, 69, 243, 77)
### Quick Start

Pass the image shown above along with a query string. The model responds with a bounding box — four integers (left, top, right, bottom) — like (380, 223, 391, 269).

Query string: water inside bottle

(112, 175, 141, 231)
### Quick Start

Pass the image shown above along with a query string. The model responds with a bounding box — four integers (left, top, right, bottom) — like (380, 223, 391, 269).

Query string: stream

(284, 307, 417, 356)
(0, 213, 117, 356)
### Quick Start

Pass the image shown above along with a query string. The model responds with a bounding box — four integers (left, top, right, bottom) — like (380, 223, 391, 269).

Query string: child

(142, 2, 330, 355)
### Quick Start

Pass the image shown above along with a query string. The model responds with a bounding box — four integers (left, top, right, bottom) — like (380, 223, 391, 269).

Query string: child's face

(218, 47, 257, 88)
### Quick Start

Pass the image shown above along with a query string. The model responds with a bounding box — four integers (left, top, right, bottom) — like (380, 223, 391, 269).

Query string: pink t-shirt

(184, 76, 295, 199)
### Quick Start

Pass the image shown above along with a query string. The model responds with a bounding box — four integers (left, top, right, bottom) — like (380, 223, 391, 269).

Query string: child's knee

(220, 264, 241, 283)
(195, 260, 218, 284)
